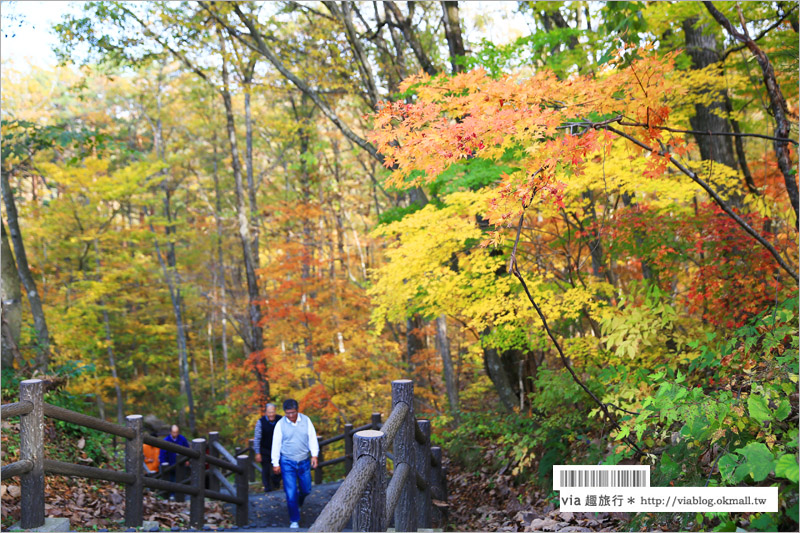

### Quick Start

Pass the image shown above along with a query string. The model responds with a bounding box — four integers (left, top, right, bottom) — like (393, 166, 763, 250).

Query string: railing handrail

(3, 378, 250, 530)
(142, 433, 201, 459)
(0, 459, 33, 478)
(308, 379, 447, 532)
(318, 422, 372, 447)
(1, 400, 34, 419)
(43, 403, 136, 439)
(309, 444, 380, 532)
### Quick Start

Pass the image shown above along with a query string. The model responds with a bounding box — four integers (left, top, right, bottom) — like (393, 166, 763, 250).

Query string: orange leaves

(369, 48, 680, 230)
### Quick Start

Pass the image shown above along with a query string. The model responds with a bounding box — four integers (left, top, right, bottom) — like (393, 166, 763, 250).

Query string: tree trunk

(325, 1, 380, 108)
(442, 2, 466, 74)
(1, 220, 22, 370)
(93, 240, 124, 425)
(482, 342, 519, 412)
(435, 315, 459, 426)
(243, 66, 261, 273)
(1, 171, 49, 371)
(212, 135, 230, 398)
(682, 17, 740, 202)
(406, 315, 424, 373)
(581, 189, 609, 283)
(291, 93, 318, 386)
(621, 192, 653, 280)
(384, 1, 438, 76)
(153, 231, 196, 433)
(220, 30, 269, 400)
(149, 71, 196, 432)
(207, 311, 216, 398)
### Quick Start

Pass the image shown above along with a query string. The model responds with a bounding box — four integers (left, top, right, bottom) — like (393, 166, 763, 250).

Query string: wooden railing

(0, 379, 250, 530)
(309, 379, 447, 532)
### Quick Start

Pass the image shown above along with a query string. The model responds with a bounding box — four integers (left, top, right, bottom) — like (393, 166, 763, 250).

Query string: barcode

(560, 469, 647, 488)
(553, 466, 650, 490)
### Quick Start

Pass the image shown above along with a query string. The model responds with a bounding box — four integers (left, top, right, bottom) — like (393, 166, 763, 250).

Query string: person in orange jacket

(143, 432, 161, 475)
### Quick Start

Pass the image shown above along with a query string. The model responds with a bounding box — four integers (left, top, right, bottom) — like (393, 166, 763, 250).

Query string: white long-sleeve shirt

(271, 413, 319, 467)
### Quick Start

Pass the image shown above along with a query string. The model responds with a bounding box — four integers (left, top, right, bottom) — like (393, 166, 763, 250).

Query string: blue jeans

(279, 457, 312, 523)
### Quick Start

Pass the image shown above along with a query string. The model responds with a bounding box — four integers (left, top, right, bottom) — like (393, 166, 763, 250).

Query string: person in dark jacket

(159, 424, 189, 500)
(254, 402, 283, 491)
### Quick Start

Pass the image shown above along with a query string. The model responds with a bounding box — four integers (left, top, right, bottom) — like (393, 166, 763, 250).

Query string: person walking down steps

(254, 402, 283, 492)
(271, 399, 318, 529)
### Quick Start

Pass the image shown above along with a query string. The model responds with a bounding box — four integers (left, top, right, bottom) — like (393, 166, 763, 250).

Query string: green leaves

(717, 453, 740, 483)
(749, 394, 793, 424)
(735, 442, 775, 482)
(748, 394, 772, 424)
(775, 454, 799, 483)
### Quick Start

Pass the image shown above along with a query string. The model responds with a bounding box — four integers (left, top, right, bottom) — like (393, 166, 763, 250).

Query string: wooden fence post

(19, 379, 45, 529)
(430, 446, 445, 527)
(371, 412, 382, 430)
(125, 415, 144, 528)
(441, 465, 449, 502)
(344, 423, 354, 474)
(189, 438, 206, 529)
(392, 379, 416, 532)
(235, 455, 249, 527)
(175, 458, 188, 502)
(315, 436, 324, 485)
(416, 420, 432, 528)
(208, 432, 220, 492)
(248, 438, 256, 482)
(352, 430, 386, 532)
(160, 461, 170, 499)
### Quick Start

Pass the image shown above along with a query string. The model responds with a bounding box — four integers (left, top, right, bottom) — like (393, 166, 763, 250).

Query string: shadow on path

(224, 481, 344, 532)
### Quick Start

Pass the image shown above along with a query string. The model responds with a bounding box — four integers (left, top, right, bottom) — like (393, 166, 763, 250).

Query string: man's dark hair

(283, 399, 299, 411)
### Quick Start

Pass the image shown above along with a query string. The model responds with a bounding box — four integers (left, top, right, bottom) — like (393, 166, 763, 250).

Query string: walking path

(221, 481, 344, 532)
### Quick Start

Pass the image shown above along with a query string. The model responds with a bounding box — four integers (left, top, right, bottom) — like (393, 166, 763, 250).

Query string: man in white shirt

(271, 399, 319, 529)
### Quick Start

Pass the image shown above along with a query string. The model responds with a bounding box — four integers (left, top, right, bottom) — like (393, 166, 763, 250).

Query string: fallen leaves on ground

(444, 443, 627, 532)
(2, 477, 234, 530)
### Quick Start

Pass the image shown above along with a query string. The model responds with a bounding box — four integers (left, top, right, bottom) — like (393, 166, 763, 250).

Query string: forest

(1, 1, 798, 531)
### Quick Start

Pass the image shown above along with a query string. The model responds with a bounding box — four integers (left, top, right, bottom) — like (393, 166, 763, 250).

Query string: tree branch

(720, 4, 798, 60)
(506, 208, 643, 454)
(615, 121, 798, 145)
(704, 1, 799, 227)
(604, 125, 798, 283)
(200, 1, 384, 164)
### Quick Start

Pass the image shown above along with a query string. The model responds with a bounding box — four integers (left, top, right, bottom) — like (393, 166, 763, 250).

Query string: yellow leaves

(369, 189, 498, 326)
(39, 157, 162, 202)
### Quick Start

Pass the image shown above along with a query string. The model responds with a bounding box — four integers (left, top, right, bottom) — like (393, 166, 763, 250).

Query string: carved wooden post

(19, 379, 45, 529)
(392, 379, 416, 532)
(352, 430, 386, 532)
(208, 432, 220, 492)
(160, 461, 170, 498)
(175, 458, 188, 502)
(416, 420, 432, 528)
(430, 446, 445, 527)
(344, 423, 354, 474)
(235, 455, 249, 527)
(441, 465, 449, 502)
(315, 436, 324, 485)
(125, 415, 144, 528)
(248, 438, 256, 481)
(189, 438, 206, 529)
(371, 412, 382, 430)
